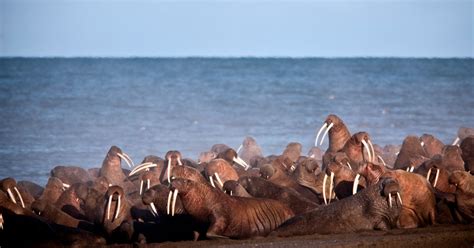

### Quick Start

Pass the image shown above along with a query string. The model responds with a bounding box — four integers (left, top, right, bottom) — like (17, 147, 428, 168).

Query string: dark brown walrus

(168, 178, 294, 239)
(271, 177, 402, 237)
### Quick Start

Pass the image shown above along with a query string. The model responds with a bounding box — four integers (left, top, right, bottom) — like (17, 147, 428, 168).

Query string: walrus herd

(0, 114, 473, 246)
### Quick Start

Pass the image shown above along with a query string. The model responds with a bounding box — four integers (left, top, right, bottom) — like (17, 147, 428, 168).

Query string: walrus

(50, 165, 92, 185)
(358, 162, 436, 228)
(292, 157, 322, 193)
(238, 136, 264, 167)
(0, 178, 28, 209)
(204, 158, 239, 189)
(210, 144, 232, 154)
(99, 146, 134, 189)
(394, 135, 428, 170)
(420, 134, 444, 158)
(448, 171, 474, 222)
(222, 180, 253, 198)
(17, 180, 44, 200)
(282, 142, 303, 163)
(238, 176, 320, 215)
(325, 160, 366, 202)
(38, 176, 66, 204)
(217, 148, 250, 170)
(460, 136, 474, 172)
(440, 145, 465, 172)
(340, 131, 376, 171)
(315, 114, 351, 153)
(271, 177, 402, 237)
(168, 178, 294, 239)
(452, 127, 474, 145)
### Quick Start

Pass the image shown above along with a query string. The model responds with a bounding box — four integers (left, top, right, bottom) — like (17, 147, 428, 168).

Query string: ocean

(0, 58, 473, 185)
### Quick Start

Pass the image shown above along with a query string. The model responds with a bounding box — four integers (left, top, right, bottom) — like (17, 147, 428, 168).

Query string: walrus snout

(380, 178, 402, 208)
(1, 177, 26, 208)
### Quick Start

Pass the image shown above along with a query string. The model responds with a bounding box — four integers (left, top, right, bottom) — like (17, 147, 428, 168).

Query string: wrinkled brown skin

(211, 144, 232, 154)
(271, 178, 402, 237)
(239, 176, 320, 215)
(204, 158, 239, 189)
(198, 151, 217, 164)
(170, 178, 294, 239)
(51, 165, 92, 185)
(142, 185, 186, 216)
(99, 146, 128, 187)
(340, 132, 372, 171)
(359, 163, 436, 228)
(441, 145, 465, 172)
(326, 161, 366, 199)
(323, 114, 352, 154)
(380, 144, 401, 168)
(222, 180, 253, 198)
(394, 136, 428, 170)
(420, 134, 444, 158)
(449, 171, 474, 223)
(460, 136, 474, 173)
(0, 190, 32, 215)
(17, 180, 44, 200)
(270, 155, 297, 174)
(98, 186, 134, 242)
(282, 142, 302, 163)
(39, 177, 66, 204)
(292, 157, 321, 190)
(260, 164, 320, 203)
(307, 147, 323, 163)
(171, 165, 209, 186)
(239, 136, 264, 168)
(54, 183, 88, 220)
(415, 156, 456, 194)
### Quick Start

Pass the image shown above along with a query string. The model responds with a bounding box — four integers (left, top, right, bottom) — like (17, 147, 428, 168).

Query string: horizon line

(1, 56, 473, 59)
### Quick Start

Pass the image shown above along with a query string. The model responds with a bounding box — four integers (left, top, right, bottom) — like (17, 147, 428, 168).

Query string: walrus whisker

(171, 189, 178, 217)
(166, 190, 172, 215)
(452, 136, 460, 146)
(139, 180, 144, 195)
(214, 173, 224, 188)
(13, 187, 25, 208)
(322, 173, 328, 205)
(7, 188, 17, 204)
(361, 139, 372, 163)
(352, 173, 360, 195)
(315, 122, 327, 146)
(368, 139, 375, 163)
(209, 176, 216, 188)
(320, 122, 334, 146)
(106, 195, 112, 220)
(150, 202, 158, 216)
(167, 159, 172, 184)
(114, 195, 121, 221)
(117, 153, 132, 168)
(433, 168, 440, 188)
(389, 193, 393, 208)
(328, 172, 334, 204)
(128, 163, 156, 177)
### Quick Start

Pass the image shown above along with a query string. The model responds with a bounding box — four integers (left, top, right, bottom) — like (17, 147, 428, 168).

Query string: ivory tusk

(139, 180, 144, 195)
(410, 166, 414, 173)
(167, 191, 172, 215)
(426, 168, 432, 181)
(368, 140, 375, 163)
(377, 155, 386, 166)
(121, 152, 135, 167)
(62, 183, 70, 189)
(106, 195, 112, 220)
(452, 137, 460, 146)
(167, 159, 171, 184)
(171, 189, 178, 217)
(150, 202, 158, 216)
(0, 214, 3, 230)
(397, 192, 403, 205)
(433, 168, 440, 188)
(352, 173, 360, 195)
(209, 176, 216, 188)
(114, 195, 121, 221)
(322, 173, 328, 205)
(214, 173, 224, 188)
(14, 187, 25, 208)
(230, 191, 233, 196)
(233, 157, 250, 170)
(346, 162, 352, 170)
(128, 162, 156, 177)
(147, 179, 150, 189)
(117, 153, 132, 168)
(328, 172, 334, 204)
(315, 122, 328, 146)
(320, 123, 334, 146)
(389, 194, 393, 208)
(7, 188, 17, 204)
(361, 139, 372, 163)
(177, 158, 183, 166)
(237, 144, 243, 154)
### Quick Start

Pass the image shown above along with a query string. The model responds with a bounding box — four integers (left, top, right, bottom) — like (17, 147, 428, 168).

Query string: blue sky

(0, 0, 472, 57)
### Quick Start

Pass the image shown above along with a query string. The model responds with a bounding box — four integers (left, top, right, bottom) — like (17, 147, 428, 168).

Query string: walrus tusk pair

(7, 186, 25, 208)
(315, 122, 334, 146)
(406, 166, 415, 173)
(117, 152, 134, 168)
(106, 194, 121, 222)
(426, 168, 440, 188)
(166, 189, 179, 216)
(233, 156, 250, 170)
(322, 172, 335, 205)
(388, 192, 403, 208)
(209, 173, 224, 189)
(128, 162, 157, 177)
(361, 139, 375, 163)
(139, 179, 151, 195)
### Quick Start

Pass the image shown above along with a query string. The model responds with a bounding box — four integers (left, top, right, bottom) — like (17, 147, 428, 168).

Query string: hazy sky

(1, 0, 472, 57)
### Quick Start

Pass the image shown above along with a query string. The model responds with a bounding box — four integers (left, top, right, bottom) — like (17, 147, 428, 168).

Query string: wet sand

(107, 224, 474, 248)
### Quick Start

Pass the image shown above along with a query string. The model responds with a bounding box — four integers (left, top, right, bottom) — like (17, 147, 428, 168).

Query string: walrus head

(448, 171, 474, 194)
(106, 146, 134, 168)
(0, 178, 25, 208)
(218, 148, 250, 170)
(350, 132, 376, 164)
(142, 184, 185, 217)
(103, 186, 125, 223)
(314, 114, 351, 152)
(379, 177, 403, 209)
